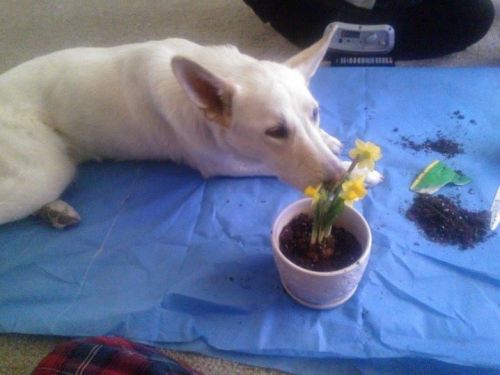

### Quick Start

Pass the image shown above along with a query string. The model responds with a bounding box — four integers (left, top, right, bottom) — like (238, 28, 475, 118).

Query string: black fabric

(243, 0, 495, 60)
(373, 0, 423, 9)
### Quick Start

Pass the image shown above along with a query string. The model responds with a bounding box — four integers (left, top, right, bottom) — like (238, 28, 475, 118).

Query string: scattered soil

(451, 110, 465, 120)
(406, 194, 490, 249)
(279, 213, 363, 272)
(399, 132, 463, 158)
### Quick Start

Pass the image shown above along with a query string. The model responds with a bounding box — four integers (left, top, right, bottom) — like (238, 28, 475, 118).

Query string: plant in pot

(271, 140, 382, 309)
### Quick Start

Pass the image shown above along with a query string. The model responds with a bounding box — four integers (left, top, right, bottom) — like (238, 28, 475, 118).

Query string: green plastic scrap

(410, 160, 471, 194)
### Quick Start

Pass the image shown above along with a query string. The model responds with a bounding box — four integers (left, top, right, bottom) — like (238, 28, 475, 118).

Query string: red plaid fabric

(32, 336, 204, 375)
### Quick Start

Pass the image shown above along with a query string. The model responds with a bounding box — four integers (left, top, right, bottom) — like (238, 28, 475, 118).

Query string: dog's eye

(265, 125, 288, 139)
(312, 107, 319, 122)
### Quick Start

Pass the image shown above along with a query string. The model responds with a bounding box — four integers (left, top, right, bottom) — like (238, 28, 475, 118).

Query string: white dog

(0, 28, 380, 228)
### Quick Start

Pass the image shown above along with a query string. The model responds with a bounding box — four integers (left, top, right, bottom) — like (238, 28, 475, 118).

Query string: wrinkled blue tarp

(0, 68, 499, 374)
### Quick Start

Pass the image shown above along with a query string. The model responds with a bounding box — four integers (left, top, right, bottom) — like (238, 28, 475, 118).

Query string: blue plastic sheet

(0, 68, 499, 374)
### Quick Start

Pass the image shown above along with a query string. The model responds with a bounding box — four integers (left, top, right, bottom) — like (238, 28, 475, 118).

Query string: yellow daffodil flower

(339, 177, 367, 206)
(348, 139, 382, 170)
(304, 184, 322, 203)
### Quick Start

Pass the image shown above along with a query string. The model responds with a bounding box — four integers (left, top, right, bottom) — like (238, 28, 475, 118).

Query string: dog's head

(171, 29, 344, 189)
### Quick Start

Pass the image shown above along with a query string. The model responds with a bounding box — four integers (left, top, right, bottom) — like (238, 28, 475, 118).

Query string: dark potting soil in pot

(279, 213, 363, 272)
(406, 194, 490, 249)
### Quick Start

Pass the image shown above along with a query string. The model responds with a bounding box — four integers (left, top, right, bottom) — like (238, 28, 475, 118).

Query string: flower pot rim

(272, 197, 372, 277)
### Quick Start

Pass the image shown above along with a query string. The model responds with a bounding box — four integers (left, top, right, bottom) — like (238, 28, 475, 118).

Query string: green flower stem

(309, 158, 359, 246)
(311, 202, 320, 244)
(333, 158, 359, 195)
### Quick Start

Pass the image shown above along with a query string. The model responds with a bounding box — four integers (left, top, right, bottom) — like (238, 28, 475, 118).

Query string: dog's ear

(171, 56, 235, 128)
(285, 26, 334, 83)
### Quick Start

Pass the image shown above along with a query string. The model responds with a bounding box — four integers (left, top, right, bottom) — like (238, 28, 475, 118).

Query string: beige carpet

(0, 1, 498, 374)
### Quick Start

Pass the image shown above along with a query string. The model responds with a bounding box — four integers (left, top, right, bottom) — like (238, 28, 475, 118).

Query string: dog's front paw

(320, 129, 342, 155)
(365, 169, 384, 187)
(340, 160, 383, 187)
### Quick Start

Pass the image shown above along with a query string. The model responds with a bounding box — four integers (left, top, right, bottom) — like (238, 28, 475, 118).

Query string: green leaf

(323, 199, 345, 229)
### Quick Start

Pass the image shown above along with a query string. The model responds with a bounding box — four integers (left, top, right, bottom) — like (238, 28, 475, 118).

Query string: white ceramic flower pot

(271, 198, 372, 309)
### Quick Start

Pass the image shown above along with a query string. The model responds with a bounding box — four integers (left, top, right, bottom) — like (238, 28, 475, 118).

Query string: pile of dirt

(399, 132, 463, 158)
(406, 194, 490, 249)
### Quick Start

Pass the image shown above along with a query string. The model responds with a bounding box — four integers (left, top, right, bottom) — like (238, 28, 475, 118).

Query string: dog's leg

(203, 162, 274, 178)
(197, 152, 274, 178)
(0, 118, 77, 227)
(320, 129, 342, 155)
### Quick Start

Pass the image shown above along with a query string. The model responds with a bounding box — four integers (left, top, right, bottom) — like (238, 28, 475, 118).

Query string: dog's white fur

(0, 29, 380, 227)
